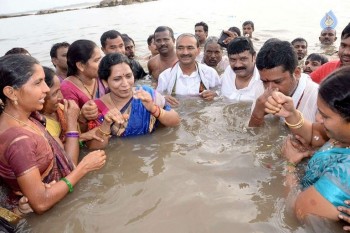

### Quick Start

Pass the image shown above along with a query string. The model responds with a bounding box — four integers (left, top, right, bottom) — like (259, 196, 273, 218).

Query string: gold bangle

(157, 108, 165, 119)
(285, 110, 304, 129)
(98, 127, 111, 137)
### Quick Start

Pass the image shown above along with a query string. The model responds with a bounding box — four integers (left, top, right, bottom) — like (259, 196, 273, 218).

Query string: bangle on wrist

(61, 177, 74, 193)
(66, 131, 80, 138)
(285, 110, 304, 129)
(157, 108, 165, 118)
(98, 127, 111, 137)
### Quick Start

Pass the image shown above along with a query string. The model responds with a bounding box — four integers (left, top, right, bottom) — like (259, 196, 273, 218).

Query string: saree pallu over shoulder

(89, 85, 163, 137)
(0, 112, 74, 206)
(31, 112, 74, 182)
(301, 142, 350, 207)
(123, 85, 157, 136)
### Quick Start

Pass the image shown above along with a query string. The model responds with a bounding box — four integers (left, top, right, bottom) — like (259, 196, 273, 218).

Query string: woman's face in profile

(14, 64, 50, 112)
(317, 95, 350, 142)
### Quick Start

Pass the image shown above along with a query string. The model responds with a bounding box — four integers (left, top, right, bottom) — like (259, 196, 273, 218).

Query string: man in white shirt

(157, 33, 220, 106)
(220, 37, 261, 102)
(249, 40, 319, 127)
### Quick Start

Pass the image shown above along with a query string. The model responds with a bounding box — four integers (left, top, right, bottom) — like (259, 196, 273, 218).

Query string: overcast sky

(0, 0, 99, 14)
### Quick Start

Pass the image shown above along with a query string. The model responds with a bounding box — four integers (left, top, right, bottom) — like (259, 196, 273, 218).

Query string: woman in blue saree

(86, 53, 180, 149)
(264, 66, 350, 222)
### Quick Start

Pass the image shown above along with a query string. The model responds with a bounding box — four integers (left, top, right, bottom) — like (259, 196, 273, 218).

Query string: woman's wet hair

(43, 66, 56, 88)
(319, 66, 350, 122)
(0, 54, 40, 112)
(66, 39, 97, 77)
(98, 53, 132, 81)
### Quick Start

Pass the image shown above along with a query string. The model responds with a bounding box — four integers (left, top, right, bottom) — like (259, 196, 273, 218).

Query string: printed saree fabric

(88, 85, 170, 137)
(301, 141, 350, 207)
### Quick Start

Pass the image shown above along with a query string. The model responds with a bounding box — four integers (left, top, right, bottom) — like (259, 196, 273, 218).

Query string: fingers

(200, 90, 215, 100)
(165, 95, 179, 107)
(19, 196, 28, 204)
(63, 99, 68, 113)
(92, 134, 104, 142)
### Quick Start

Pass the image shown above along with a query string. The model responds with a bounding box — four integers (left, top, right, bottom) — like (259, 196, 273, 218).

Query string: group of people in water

(1, 18, 350, 232)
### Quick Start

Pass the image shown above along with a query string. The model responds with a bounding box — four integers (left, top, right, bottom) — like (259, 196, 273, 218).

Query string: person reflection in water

(86, 53, 180, 149)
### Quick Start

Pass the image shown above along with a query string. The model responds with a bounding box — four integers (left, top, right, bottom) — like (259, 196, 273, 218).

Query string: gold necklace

(331, 140, 350, 149)
(110, 94, 119, 109)
(75, 75, 96, 99)
(3, 111, 45, 137)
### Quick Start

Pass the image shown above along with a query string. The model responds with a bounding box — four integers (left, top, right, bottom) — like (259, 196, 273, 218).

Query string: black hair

(147, 34, 154, 46)
(49, 42, 70, 58)
(121, 34, 135, 46)
(256, 40, 298, 74)
(66, 39, 97, 77)
(43, 66, 56, 88)
(291, 37, 308, 47)
(242, 20, 254, 30)
(100, 30, 122, 48)
(227, 36, 255, 56)
(4, 47, 30, 56)
(154, 26, 175, 40)
(341, 23, 350, 40)
(98, 53, 132, 81)
(195, 21, 208, 33)
(319, 66, 350, 122)
(228, 27, 241, 37)
(306, 53, 328, 65)
(0, 54, 40, 112)
(176, 33, 199, 48)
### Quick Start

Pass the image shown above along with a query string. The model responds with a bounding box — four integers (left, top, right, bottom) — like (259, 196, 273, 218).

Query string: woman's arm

(295, 186, 339, 221)
(86, 109, 126, 150)
(264, 91, 327, 146)
(134, 88, 180, 127)
(63, 100, 80, 166)
(17, 150, 106, 214)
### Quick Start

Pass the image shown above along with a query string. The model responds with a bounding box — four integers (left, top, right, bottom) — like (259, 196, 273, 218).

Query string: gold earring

(13, 99, 18, 105)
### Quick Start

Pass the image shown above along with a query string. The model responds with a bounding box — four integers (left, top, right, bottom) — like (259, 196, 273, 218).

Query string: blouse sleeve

(314, 163, 350, 207)
(5, 136, 38, 177)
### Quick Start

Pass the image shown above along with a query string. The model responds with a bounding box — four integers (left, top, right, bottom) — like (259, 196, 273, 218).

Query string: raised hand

(78, 150, 107, 173)
(81, 100, 98, 121)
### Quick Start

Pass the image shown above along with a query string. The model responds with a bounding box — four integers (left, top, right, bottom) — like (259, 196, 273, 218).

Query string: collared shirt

(251, 73, 319, 122)
(220, 66, 261, 102)
(156, 62, 221, 95)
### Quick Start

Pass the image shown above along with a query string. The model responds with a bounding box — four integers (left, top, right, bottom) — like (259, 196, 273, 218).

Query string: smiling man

(157, 33, 220, 106)
(249, 40, 319, 127)
(147, 26, 178, 84)
(220, 37, 261, 102)
(311, 23, 350, 84)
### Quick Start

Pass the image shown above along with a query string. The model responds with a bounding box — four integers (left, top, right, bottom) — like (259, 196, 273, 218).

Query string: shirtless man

(147, 26, 178, 86)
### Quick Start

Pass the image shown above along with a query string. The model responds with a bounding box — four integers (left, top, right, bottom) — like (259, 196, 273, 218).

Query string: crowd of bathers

(1, 19, 350, 232)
